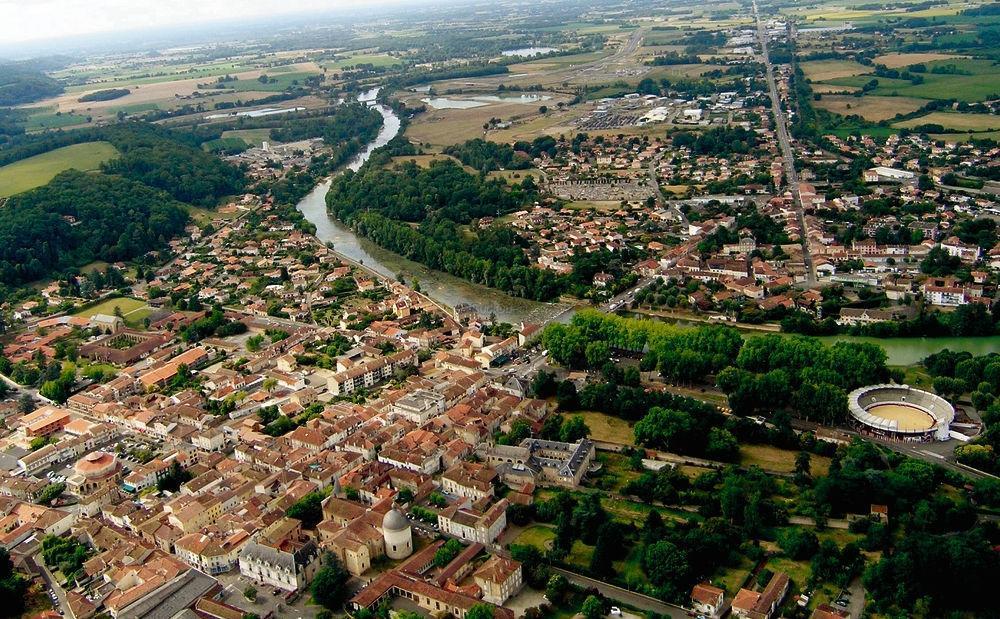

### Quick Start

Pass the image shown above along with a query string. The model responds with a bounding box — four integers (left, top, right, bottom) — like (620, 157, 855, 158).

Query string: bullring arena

(847, 384, 955, 442)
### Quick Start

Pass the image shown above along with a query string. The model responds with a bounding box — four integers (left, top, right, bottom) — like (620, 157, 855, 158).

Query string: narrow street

(550, 567, 690, 619)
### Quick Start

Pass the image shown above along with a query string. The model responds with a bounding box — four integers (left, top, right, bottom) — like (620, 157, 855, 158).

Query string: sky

(0, 0, 388, 44)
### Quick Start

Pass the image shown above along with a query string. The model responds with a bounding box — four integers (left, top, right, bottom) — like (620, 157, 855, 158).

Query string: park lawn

(815, 94, 928, 122)
(574, 411, 635, 444)
(895, 111, 1000, 132)
(513, 524, 555, 550)
(800, 59, 871, 82)
(0, 142, 118, 197)
(73, 296, 147, 319)
(740, 444, 831, 477)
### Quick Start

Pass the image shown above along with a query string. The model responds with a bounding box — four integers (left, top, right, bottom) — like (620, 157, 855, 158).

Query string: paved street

(551, 567, 689, 618)
(753, 0, 814, 285)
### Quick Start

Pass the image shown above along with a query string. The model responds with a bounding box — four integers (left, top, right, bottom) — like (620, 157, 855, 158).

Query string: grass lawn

(896, 364, 934, 390)
(0, 141, 118, 197)
(740, 444, 831, 477)
(574, 411, 635, 444)
(711, 555, 755, 594)
(73, 296, 147, 319)
(765, 555, 811, 589)
(486, 168, 543, 183)
(895, 111, 1000, 132)
(513, 524, 555, 550)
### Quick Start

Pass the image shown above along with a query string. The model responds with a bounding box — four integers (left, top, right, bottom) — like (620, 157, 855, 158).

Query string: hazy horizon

(0, 0, 410, 52)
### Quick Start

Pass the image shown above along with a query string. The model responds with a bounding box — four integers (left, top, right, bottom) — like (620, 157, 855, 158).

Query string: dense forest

(101, 123, 246, 206)
(327, 157, 568, 299)
(0, 170, 188, 287)
(443, 138, 532, 172)
(0, 63, 63, 105)
(78, 88, 130, 102)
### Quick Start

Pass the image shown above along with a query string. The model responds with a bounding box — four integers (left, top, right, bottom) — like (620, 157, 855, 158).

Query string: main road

(752, 0, 815, 285)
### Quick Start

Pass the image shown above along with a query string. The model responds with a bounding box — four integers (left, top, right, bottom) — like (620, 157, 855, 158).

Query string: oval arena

(847, 384, 955, 442)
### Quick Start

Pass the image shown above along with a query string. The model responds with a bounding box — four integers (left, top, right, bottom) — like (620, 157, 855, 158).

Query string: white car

(609, 608, 622, 616)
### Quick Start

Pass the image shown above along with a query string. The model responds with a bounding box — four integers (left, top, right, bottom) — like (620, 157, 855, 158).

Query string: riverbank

(295, 90, 575, 325)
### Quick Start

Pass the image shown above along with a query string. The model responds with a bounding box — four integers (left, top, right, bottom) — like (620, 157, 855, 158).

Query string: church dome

(382, 508, 409, 532)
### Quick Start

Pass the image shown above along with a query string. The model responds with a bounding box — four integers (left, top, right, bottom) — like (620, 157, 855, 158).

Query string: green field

(24, 110, 90, 131)
(73, 297, 150, 327)
(226, 72, 319, 92)
(818, 59, 1000, 103)
(221, 128, 272, 146)
(325, 53, 401, 70)
(0, 142, 118, 197)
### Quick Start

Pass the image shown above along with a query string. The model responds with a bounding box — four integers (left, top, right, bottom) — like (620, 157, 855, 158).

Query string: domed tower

(382, 507, 413, 560)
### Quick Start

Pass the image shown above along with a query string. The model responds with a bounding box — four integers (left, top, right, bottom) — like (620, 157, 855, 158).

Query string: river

(296, 89, 574, 324)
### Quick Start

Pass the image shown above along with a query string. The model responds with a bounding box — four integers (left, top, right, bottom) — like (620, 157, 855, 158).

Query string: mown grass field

(895, 111, 1000, 132)
(740, 444, 831, 476)
(73, 296, 148, 319)
(573, 411, 635, 444)
(815, 94, 927, 121)
(512, 524, 555, 550)
(0, 141, 118, 197)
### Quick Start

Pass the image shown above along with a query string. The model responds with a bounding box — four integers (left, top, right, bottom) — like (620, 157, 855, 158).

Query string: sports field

(867, 404, 935, 431)
(0, 141, 119, 197)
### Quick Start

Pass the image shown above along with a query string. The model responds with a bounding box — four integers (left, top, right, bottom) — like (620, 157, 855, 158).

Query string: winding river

(296, 91, 1000, 365)
(296, 89, 574, 325)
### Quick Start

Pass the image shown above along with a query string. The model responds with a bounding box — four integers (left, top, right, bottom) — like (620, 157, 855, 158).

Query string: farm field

(23, 108, 90, 131)
(800, 59, 871, 82)
(817, 59, 1000, 102)
(895, 111, 1000, 132)
(873, 52, 968, 68)
(815, 94, 927, 121)
(405, 100, 556, 149)
(0, 141, 118, 197)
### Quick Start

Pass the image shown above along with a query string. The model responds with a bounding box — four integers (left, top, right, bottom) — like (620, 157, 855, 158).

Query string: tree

(311, 553, 350, 610)
(581, 595, 605, 619)
(0, 548, 28, 618)
(17, 393, 34, 414)
(641, 540, 689, 598)
(778, 528, 819, 560)
(545, 573, 570, 604)
(560, 415, 590, 443)
(705, 427, 739, 461)
(287, 491, 325, 528)
(433, 538, 464, 568)
(243, 585, 257, 602)
(466, 603, 496, 619)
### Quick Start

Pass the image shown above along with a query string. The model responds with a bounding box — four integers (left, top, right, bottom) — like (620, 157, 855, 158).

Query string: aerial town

(2, 0, 1000, 618)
